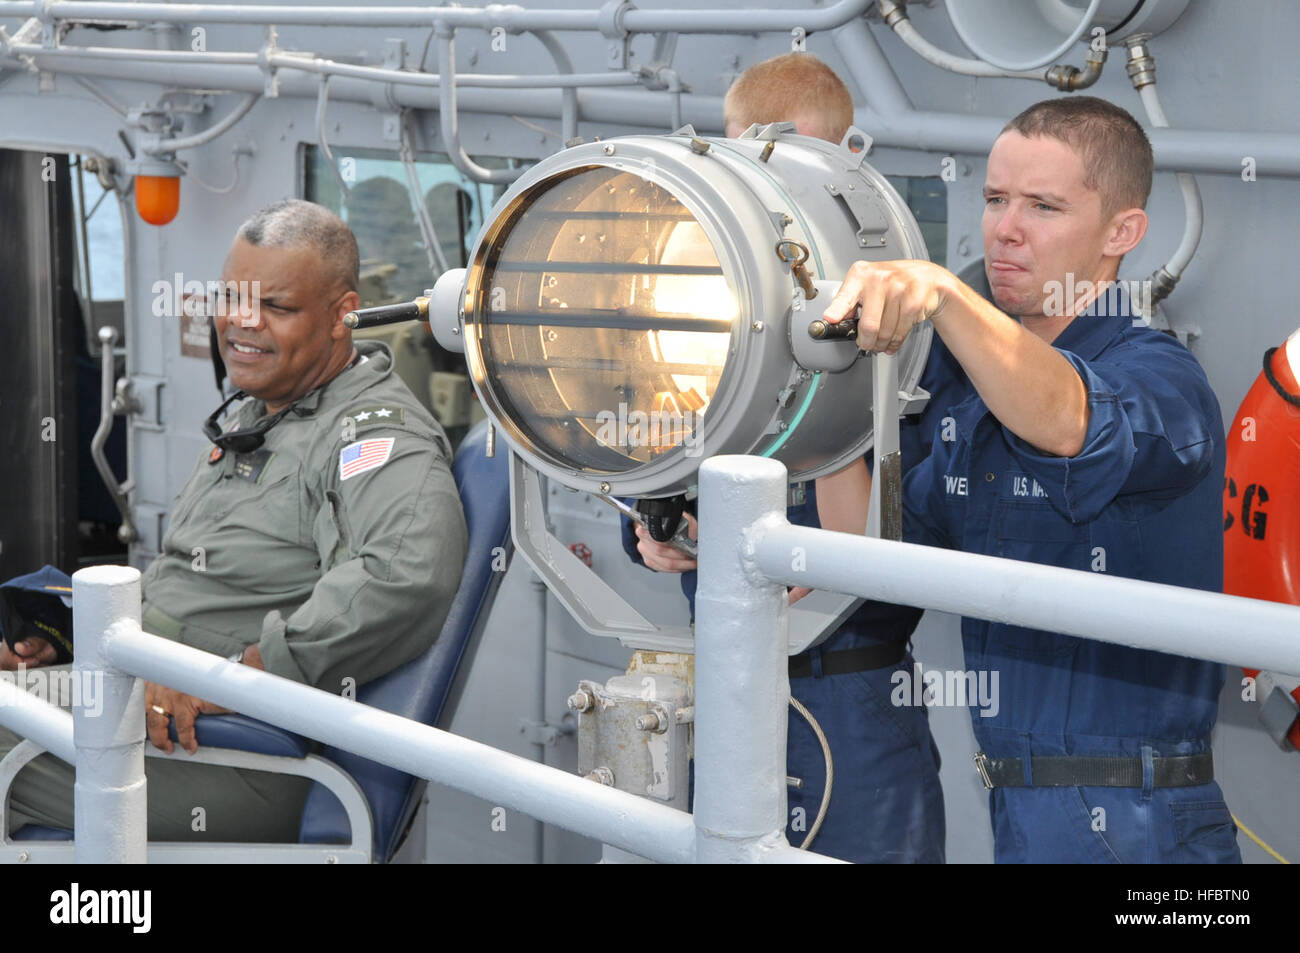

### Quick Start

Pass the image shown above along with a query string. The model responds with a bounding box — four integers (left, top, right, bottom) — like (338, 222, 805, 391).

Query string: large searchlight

(347, 123, 933, 652)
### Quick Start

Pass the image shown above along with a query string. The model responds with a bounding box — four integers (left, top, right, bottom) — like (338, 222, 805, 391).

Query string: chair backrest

(297, 419, 511, 859)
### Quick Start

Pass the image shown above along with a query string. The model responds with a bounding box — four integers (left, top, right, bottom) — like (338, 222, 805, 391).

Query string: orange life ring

(1223, 334, 1300, 749)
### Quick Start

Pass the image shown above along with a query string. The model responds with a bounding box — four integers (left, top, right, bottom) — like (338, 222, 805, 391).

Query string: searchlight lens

(468, 165, 737, 473)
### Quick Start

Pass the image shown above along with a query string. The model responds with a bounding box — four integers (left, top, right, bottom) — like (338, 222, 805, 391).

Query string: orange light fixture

(135, 173, 180, 225)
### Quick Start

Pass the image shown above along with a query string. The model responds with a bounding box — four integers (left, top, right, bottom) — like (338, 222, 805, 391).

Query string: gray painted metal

(574, 671, 691, 811)
(0, 0, 1294, 864)
(0, 0, 875, 32)
(509, 450, 696, 651)
(4, 8, 1299, 175)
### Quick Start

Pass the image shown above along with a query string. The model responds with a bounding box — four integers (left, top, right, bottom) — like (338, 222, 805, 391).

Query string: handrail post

(693, 455, 791, 862)
(73, 565, 147, 863)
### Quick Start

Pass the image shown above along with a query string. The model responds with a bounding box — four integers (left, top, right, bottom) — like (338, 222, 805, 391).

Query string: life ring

(1223, 332, 1300, 750)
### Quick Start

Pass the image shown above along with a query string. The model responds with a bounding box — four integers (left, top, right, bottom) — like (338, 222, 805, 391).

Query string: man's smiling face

(215, 238, 355, 412)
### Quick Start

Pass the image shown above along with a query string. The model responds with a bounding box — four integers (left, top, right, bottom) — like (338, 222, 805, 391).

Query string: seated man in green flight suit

(0, 199, 468, 841)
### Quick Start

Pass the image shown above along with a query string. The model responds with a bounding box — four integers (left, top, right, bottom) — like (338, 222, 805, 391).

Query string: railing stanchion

(73, 565, 147, 864)
(694, 455, 792, 862)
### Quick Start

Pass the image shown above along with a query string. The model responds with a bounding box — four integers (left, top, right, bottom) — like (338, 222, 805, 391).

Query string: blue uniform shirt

(903, 286, 1227, 758)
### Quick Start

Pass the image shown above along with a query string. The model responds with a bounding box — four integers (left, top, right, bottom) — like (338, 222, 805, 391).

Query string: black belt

(789, 642, 906, 679)
(973, 750, 1215, 789)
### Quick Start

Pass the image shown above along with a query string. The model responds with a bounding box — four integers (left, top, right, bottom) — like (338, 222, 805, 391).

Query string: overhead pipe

(874, 0, 1104, 90)
(142, 90, 258, 154)
(620, 0, 873, 33)
(530, 29, 578, 144)
(436, 22, 524, 185)
(1, 0, 876, 33)
(4, 40, 1300, 178)
(2, 39, 639, 89)
(831, 14, 912, 116)
(875, 0, 1048, 80)
(0, 1, 604, 30)
(1127, 34, 1203, 307)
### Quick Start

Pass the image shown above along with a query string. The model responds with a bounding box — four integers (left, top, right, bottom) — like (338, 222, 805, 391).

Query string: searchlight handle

(806, 315, 859, 340)
(343, 296, 430, 330)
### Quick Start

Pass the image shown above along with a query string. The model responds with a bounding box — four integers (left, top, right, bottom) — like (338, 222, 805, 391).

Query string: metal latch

(974, 752, 994, 789)
(825, 181, 889, 248)
(1259, 685, 1299, 751)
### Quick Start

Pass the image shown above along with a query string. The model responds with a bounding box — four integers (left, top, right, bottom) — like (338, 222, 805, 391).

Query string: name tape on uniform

(339, 438, 395, 481)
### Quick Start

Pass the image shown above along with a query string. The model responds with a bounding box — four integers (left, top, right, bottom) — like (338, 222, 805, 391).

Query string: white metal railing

(698, 454, 1300, 677)
(5, 453, 1299, 863)
(10, 561, 837, 864)
(703, 455, 1300, 677)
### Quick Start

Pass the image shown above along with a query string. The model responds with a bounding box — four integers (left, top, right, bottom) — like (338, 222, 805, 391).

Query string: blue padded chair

(8, 420, 510, 861)
(297, 418, 510, 858)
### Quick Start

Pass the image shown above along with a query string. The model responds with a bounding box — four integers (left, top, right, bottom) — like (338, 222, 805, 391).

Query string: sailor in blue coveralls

(822, 96, 1241, 863)
(623, 346, 961, 863)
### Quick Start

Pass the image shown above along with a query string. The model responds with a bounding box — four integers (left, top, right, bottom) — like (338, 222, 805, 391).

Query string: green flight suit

(0, 341, 468, 842)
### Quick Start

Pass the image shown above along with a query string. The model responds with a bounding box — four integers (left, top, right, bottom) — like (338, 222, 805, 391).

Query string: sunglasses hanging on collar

(202, 391, 300, 454)
(203, 351, 360, 455)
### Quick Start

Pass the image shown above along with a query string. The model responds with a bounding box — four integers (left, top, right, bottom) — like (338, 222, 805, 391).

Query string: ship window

(304, 145, 518, 307)
(886, 175, 948, 267)
(72, 157, 127, 356)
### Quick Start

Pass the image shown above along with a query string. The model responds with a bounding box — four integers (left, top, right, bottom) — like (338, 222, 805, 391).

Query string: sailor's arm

(822, 260, 1089, 458)
(814, 457, 871, 536)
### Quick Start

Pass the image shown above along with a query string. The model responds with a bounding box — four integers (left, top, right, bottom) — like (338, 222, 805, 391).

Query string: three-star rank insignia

(349, 406, 404, 429)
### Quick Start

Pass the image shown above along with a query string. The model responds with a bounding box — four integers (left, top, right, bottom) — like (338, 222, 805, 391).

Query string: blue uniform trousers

(786, 646, 945, 863)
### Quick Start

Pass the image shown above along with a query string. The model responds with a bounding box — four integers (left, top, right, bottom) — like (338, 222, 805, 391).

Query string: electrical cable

(789, 695, 833, 850)
(176, 151, 241, 194)
(1231, 813, 1291, 864)
(314, 75, 351, 201)
(510, 114, 562, 140)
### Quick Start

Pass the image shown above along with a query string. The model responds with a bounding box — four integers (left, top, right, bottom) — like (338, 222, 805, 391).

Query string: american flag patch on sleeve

(339, 438, 395, 481)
